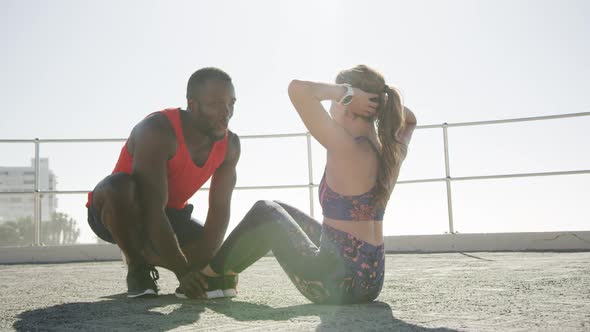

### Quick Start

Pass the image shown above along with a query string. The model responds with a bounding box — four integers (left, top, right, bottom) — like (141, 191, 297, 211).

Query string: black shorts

(87, 200, 204, 247)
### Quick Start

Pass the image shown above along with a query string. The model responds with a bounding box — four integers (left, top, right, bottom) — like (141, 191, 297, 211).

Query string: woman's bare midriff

(323, 218, 384, 246)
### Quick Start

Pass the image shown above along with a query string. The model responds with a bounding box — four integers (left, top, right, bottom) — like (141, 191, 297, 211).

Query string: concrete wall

(384, 231, 590, 253)
(1, 231, 589, 264)
(0, 244, 122, 264)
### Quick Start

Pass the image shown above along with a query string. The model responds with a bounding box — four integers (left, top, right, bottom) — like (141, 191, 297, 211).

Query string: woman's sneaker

(175, 275, 238, 299)
(127, 265, 159, 298)
(174, 287, 224, 299)
(222, 275, 238, 298)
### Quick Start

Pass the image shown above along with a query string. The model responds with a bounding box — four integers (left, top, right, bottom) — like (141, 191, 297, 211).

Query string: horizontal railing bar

(397, 177, 447, 184)
(0, 139, 36, 143)
(206, 184, 312, 191)
(25, 134, 311, 143)
(28, 138, 127, 143)
(2, 169, 587, 195)
(240, 133, 308, 139)
(415, 124, 444, 129)
(0, 185, 315, 195)
(452, 169, 590, 181)
(32, 190, 90, 195)
(0, 191, 34, 195)
(445, 112, 590, 128)
(394, 169, 590, 184)
(2, 112, 588, 144)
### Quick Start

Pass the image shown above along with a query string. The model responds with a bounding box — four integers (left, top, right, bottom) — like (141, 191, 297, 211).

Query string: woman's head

(336, 65, 406, 209)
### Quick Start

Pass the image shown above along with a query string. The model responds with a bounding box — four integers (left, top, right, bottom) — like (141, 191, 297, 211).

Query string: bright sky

(1, 0, 589, 243)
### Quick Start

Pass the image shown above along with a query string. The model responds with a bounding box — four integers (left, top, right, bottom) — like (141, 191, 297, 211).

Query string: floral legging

(208, 200, 385, 304)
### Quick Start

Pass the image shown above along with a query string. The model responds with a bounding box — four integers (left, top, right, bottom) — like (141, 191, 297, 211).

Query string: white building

(0, 158, 57, 222)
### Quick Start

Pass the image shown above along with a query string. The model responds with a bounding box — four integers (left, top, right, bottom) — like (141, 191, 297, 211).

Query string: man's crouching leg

(92, 173, 159, 298)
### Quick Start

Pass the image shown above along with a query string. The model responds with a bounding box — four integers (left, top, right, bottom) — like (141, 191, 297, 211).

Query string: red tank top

(87, 108, 228, 209)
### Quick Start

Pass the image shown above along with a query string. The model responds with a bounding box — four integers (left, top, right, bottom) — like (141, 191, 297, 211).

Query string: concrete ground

(1, 252, 589, 331)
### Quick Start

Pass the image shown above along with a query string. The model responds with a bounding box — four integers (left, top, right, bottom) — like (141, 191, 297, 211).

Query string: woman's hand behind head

(348, 88, 379, 118)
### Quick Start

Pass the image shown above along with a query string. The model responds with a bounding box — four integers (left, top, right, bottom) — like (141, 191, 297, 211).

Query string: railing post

(442, 124, 455, 234)
(306, 133, 315, 217)
(33, 138, 41, 246)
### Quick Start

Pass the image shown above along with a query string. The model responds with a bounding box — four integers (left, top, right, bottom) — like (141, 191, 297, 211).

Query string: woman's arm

(398, 106, 417, 147)
(287, 80, 377, 152)
(404, 106, 417, 127)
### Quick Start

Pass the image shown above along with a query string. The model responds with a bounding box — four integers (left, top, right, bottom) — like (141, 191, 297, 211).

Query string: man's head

(186, 67, 236, 141)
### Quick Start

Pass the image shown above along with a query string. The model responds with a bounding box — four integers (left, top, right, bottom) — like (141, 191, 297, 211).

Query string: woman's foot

(175, 274, 238, 299)
(201, 265, 238, 277)
(221, 275, 238, 298)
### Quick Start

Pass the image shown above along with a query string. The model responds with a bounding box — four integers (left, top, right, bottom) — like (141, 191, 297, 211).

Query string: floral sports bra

(318, 137, 385, 222)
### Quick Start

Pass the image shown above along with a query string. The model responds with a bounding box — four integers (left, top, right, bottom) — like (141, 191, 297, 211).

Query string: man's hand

(349, 88, 379, 117)
(178, 271, 209, 299)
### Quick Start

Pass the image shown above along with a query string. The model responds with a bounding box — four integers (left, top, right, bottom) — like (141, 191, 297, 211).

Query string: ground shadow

(14, 295, 458, 331)
(13, 294, 206, 331)
(204, 300, 459, 331)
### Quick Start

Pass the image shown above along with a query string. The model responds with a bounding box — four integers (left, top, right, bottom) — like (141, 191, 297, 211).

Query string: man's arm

(184, 131, 241, 268)
(130, 115, 190, 278)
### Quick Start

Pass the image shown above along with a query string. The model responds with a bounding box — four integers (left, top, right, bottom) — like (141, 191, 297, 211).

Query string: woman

(192, 65, 416, 304)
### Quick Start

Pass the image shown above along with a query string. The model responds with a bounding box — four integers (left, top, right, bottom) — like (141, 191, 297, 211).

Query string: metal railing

(1, 111, 589, 245)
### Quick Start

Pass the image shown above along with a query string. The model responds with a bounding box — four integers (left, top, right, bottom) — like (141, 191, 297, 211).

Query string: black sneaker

(175, 275, 237, 299)
(127, 265, 159, 298)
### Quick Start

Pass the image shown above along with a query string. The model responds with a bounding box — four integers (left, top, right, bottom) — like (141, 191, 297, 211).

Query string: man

(86, 67, 240, 299)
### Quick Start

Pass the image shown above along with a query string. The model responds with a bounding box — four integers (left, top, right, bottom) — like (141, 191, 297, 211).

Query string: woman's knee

(273, 200, 309, 219)
(251, 200, 282, 215)
(252, 199, 277, 209)
(244, 200, 286, 227)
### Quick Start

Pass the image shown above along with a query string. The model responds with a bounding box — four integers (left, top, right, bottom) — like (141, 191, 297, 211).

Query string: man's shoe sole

(127, 289, 158, 298)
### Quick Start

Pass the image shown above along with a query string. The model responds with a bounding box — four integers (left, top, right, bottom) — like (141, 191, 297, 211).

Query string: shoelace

(149, 268, 160, 282)
(149, 268, 160, 291)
